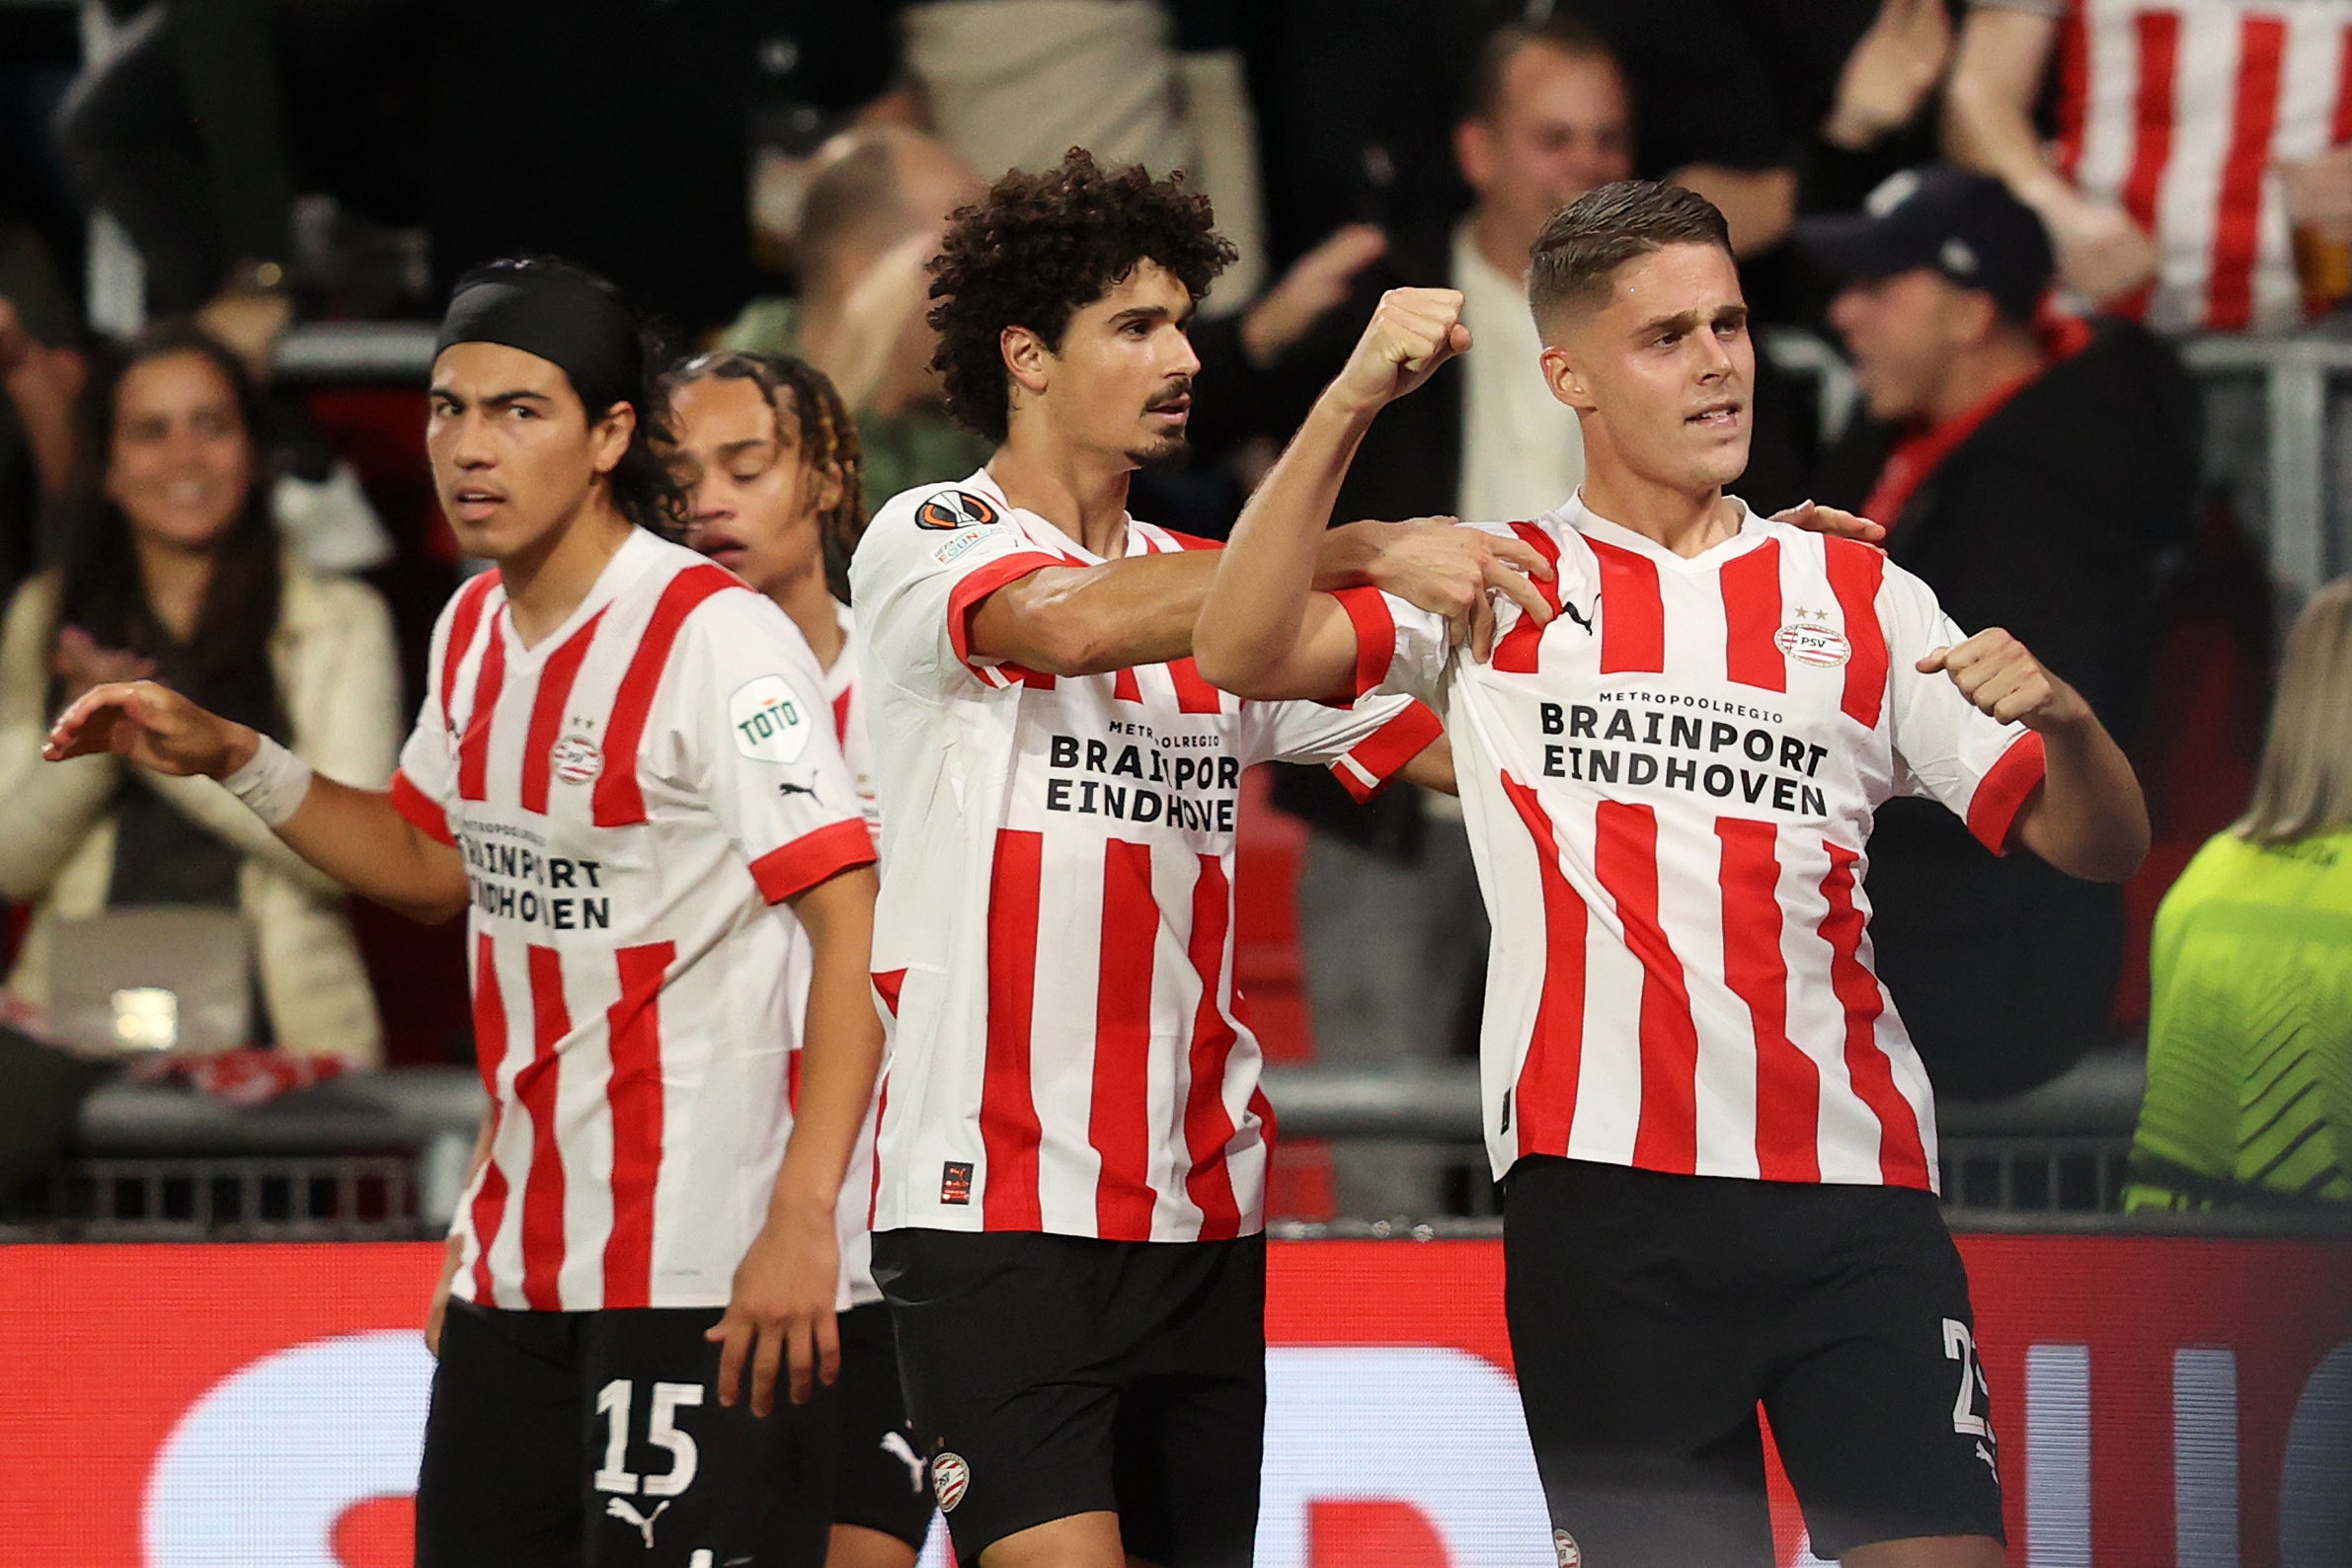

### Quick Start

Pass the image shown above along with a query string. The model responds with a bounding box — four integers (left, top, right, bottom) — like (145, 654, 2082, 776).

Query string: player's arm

(1921, 628, 2148, 882)
(968, 517, 1545, 679)
(426, 1109, 495, 1357)
(1396, 731, 1456, 795)
(710, 864, 884, 1419)
(1196, 287, 1551, 700)
(44, 680, 470, 923)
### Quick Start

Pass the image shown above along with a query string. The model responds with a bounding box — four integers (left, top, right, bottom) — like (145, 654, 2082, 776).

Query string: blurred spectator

(896, 0, 1271, 307)
(53, 0, 429, 321)
(0, 238, 86, 601)
(1801, 165, 2200, 1097)
(1944, 0, 2352, 333)
(1185, 13, 1631, 1215)
(428, 1, 902, 335)
(724, 127, 991, 514)
(2126, 578, 2352, 1211)
(0, 325, 399, 1068)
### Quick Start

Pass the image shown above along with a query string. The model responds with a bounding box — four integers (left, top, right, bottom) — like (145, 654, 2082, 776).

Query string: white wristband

(220, 735, 315, 827)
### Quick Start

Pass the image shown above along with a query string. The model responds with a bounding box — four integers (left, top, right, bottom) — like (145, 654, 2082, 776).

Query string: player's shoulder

(864, 472, 1006, 537)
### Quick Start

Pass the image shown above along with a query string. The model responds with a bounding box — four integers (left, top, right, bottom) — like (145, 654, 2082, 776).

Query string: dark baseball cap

(1794, 164, 2055, 319)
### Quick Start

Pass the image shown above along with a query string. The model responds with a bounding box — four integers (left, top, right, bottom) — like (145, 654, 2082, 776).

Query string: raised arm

(1195, 287, 1551, 700)
(44, 680, 470, 923)
(1921, 628, 2149, 882)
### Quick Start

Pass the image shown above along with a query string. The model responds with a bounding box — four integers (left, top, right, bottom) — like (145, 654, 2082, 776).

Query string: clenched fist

(1329, 288, 1471, 414)
(1917, 628, 2089, 732)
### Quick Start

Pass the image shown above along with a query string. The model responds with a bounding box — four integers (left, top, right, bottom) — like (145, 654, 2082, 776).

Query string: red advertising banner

(1, 1236, 2346, 1566)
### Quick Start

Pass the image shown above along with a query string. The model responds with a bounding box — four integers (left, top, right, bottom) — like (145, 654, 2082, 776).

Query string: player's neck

(499, 495, 635, 648)
(985, 431, 1133, 558)
(771, 566, 847, 672)
(1577, 464, 1742, 558)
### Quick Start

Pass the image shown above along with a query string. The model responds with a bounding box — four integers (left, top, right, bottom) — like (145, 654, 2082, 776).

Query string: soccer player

(846, 149, 1550, 1568)
(660, 347, 932, 1568)
(46, 258, 885, 1568)
(1194, 182, 2150, 1567)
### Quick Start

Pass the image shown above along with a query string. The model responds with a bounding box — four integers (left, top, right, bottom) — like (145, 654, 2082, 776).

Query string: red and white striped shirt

(1354, 497, 2047, 1193)
(849, 471, 1443, 1242)
(394, 529, 875, 1311)
(1999, 0, 2352, 333)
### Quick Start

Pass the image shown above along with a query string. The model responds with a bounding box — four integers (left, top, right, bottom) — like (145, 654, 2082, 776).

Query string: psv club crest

(916, 490, 1000, 530)
(1773, 606, 1850, 667)
(550, 735, 602, 785)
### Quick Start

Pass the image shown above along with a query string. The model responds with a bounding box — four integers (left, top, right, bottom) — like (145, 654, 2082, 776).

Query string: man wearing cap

(1800, 165, 2201, 1098)
(45, 257, 884, 1567)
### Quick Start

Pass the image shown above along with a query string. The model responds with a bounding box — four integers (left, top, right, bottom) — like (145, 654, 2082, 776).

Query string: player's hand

(425, 1231, 465, 1358)
(1328, 288, 1470, 414)
(1917, 628, 2091, 732)
(1771, 500, 1886, 545)
(1822, 0, 1951, 151)
(43, 680, 256, 777)
(1350, 516, 1554, 662)
(706, 1205, 839, 1417)
(2046, 195, 2158, 304)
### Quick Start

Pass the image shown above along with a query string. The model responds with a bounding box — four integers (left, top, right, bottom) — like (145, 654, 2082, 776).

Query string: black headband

(432, 267, 642, 417)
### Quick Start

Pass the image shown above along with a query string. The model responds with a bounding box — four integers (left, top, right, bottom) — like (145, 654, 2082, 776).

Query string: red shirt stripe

(2336, 25, 2352, 147)
(1715, 818, 1819, 1182)
(2114, 9, 2182, 322)
(593, 566, 744, 826)
(830, 686, 853, 745)
(945, 552, 1060, 676)
(980, 829, 1047, 1228)
(518, 611, 606, 815)
(1595, 801, 1699, 1172)
(467, 932, 510, 1304)
(439, 572, 501, 729)
(1180, 853, 1244, 1239)
(1823, 540, 1890, 730)
(456, 621, 507, 802)
(749, 819, 877, 904)
(1966, 732, 2049, 853)
(1588, 537, 1667, 674)
(1332, 586, 1399, 700)
(390, 768, 452, 846)
(1167, 658, 1226, 715)
(2206, 16, 2287, 332)
(1330, 701, 1446, 804)
(1500, 773, 1586, 1158)
(517, 945, 572, 1310)
(1112, 668, 1143, 704)
(2055, 8, 2091, 181)
(1719, 537, 1786, 693)
(1088, 838, 1161, 1237)
(873, 969, 906, 1017)
(1820, 845, 1931, 1188)
(602, 941, 671, 1309)
(1493, 522, 1564, 675)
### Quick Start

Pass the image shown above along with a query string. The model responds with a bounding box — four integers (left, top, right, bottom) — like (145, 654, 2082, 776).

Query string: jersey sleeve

(665, 591, 876, 903)
(1880, 562, 2049, 854)
(389, 585, 470, 846)
(1249, 691, 1446, 803)
(1326, 586, 1454, 707)
(846, 482, 1068, 698)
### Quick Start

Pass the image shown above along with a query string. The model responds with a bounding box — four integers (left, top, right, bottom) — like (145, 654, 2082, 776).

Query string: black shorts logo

(916, 491, 999, 530)
(940, 1161, 975, 1205)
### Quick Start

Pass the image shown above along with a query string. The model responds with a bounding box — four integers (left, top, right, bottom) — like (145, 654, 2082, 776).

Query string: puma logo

(882, 1429, 926, 1494)
(1556, 598, 1595, 635)
(606, 1496, 671, 1547)
(775, 780, 820, 801)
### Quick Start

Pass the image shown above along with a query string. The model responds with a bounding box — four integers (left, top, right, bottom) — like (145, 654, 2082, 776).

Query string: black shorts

(872, 1227, 1266, 1566)
(831, 1300, 934, 1550)
(417, 1299, 838, 1568)
(1504, 1158, 2004, 1566)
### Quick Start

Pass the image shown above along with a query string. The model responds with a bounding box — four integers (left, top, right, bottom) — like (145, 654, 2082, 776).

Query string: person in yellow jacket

(0, 322, 398, 1066)
(2127, 579, 2352, 1211)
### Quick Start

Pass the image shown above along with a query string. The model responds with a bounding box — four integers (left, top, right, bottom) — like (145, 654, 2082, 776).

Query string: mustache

(1144, 379, 1195, 413)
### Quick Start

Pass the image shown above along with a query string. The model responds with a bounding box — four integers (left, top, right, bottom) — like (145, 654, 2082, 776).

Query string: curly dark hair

(659, 350, 866, 598)
(927, 148, 1238, 442)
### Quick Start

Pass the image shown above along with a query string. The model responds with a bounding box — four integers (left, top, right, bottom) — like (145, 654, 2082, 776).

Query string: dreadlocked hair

(927, 147, 1236, 442)
(660, 349, 866, 598)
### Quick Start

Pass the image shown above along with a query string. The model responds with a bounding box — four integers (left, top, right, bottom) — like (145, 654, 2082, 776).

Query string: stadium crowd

(3, 3, 2351, 1566)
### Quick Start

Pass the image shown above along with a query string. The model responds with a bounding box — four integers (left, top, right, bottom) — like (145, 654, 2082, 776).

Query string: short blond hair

(2240, 577, 2352, 844)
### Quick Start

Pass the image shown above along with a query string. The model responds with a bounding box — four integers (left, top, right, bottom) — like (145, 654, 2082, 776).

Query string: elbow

(1193, 621, 1287, 700)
